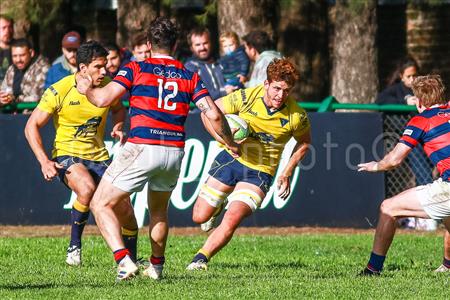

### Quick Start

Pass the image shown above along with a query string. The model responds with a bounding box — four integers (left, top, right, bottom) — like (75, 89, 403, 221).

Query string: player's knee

(192, 210, 208, 224)
(380, 199, 395, 217)
(76, 181, 96, 202)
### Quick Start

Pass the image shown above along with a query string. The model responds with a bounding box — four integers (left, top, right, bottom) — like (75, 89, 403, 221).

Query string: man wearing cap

(44, 31, 81, 89)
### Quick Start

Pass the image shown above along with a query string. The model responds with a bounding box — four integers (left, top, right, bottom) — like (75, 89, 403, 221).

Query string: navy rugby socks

(122, 227, 138, 262)
(192, 249, 210, 263)
(443, 257, 450, 268)
(367, 252, 386, 273)
(70, 199, 90, 248)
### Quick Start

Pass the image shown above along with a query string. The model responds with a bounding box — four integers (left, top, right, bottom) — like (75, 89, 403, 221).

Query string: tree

(278, 0, 329, 102)
(116, 0, 159, 49)
(331, 1, 378, 103)
(217, 0, 279, 38)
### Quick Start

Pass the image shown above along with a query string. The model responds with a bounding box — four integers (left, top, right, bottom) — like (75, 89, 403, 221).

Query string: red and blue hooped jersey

(400, 103, 450, 181)
(113, 55, 209, 147)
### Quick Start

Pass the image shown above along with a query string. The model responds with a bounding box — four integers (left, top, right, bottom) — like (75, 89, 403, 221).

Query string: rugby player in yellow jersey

(24, 41, 138, 267)
(187, 58, 311, 270)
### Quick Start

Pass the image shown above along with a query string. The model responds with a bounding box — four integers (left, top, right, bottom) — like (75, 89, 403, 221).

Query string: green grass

(0, 232, 449, 299)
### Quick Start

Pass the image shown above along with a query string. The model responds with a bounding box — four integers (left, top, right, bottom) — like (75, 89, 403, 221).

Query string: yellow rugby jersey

(37, 74, 111, 161)
(222, 84, 310, 176)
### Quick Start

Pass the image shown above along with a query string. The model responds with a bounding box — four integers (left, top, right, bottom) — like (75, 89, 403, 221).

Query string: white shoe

(116, 255, 138, 282)
(66, 245, 81, 266)
(143, 264, 163, 280)
(186, 260, 208, 271)
(200, 200, 227, 232)
(434, 264, 450, 273)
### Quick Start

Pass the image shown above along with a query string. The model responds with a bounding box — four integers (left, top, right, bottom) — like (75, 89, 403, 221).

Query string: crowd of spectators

(0, 14, 280, 111)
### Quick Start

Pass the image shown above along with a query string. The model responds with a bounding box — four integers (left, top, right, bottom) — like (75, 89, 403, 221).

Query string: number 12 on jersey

(157, 78, 178, 111)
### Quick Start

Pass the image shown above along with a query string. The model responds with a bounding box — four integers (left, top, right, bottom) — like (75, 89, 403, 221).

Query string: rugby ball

(225, 114, 249, 141)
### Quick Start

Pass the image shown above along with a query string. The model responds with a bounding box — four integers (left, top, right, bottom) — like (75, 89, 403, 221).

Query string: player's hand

(405, 95, 418, 105)
(226, 141, 241, 158)
(277, 175, 291, 200)
(231, 127, 247, 144)
(41, 160, 63, 181)
(111, 129, 126, 144)
(357, 161, 379, 172)
(76, 74, 93, 95)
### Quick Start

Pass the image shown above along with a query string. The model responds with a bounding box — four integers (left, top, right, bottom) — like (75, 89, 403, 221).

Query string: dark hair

(11, 38, 33, 49)
(242, 31, 273, 54)
(147, 17, 178, 51)
(187, 26, 210, 46)
(0, 14, 13, 24)
(131, 32, 148, 49)
(387, 56, 419, 86)
(103, 42, 120, 53)
(76, 40, 108, 71)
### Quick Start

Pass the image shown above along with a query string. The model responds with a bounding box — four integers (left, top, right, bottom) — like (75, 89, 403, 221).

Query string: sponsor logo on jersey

(117, 70, 127, 76)
(74, 116, 102, 138)
(153, 67, 182, 79)
(403, 129, 413, 136)
(69, 100, 80, 106)
(280, 118, 289, 127)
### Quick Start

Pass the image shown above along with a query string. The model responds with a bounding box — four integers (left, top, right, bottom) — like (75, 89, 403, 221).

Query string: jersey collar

(152, 54, 174, 59)
(261, 97, 286, 115)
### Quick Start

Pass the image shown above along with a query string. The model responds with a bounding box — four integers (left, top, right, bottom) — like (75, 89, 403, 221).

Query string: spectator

(0, 38, 49, 105)
(185, 27, 231, 100)
(0, 15, 14, 82)
(376, 56, 418, 105)
(44, 31, 81, 89)
(131, 32, 151, 62)
(104, 43, 129, 77)
(243, 30, 282, 88)
(218, 31, 250, 89)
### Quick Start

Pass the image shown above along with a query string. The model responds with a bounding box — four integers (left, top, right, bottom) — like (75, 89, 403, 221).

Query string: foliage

(2, 0, 64, 27)
(195, 0, 217, 25)
(0, 232, 447, 299)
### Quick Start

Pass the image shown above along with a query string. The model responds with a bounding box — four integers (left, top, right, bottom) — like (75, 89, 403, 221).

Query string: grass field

(0, 229, 449, 299)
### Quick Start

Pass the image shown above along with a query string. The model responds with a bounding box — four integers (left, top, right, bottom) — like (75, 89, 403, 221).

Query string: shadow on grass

(0, 282, 114, 290)
(214, 261, 307, 270)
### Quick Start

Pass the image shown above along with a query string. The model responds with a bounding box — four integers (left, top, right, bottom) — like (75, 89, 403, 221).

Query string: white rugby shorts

(416, 178, 450, 220)
(103, 142, 184, 193)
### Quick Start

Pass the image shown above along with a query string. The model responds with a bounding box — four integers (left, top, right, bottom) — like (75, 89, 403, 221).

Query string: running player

(186, 58, 311, 271)
(24, 41, 138, 266)
(358, 75, 450, 275)
(75, 17, 238, 281)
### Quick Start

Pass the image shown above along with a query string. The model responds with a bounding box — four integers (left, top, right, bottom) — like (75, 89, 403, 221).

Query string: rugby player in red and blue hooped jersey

(358, 75, 450, 275)
(113, 55, 209, 147)
(76, 17, 239, 282)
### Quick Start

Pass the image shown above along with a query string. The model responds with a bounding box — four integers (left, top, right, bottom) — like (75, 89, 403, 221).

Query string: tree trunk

(278, 0, 329, 102)
(116, 0, 159, 49)
(217, 0, 279, 39)
(331, 1, 378, 104)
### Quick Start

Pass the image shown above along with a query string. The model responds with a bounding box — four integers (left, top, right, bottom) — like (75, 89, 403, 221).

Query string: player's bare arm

(358, 143, 412, 172)
(110, 99, 127, 144)
(76, 76, 126, 108)
(277, 131, 311, 199)
(24, 108, 63, 180)
(197, 96, 240, 155)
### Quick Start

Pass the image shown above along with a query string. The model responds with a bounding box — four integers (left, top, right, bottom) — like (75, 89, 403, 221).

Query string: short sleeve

(191, 73, 210, 103)
(37, 86, 59, 114)
(222, 89, 245, 114)
(292, 108, 311, 139)
(399, 115, 426, 148)
(112, 62, 135, 90)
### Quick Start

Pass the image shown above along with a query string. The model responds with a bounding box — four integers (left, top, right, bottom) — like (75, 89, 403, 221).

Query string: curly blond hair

(412, 75, 446, 107)
(266, 58, 299, 87)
